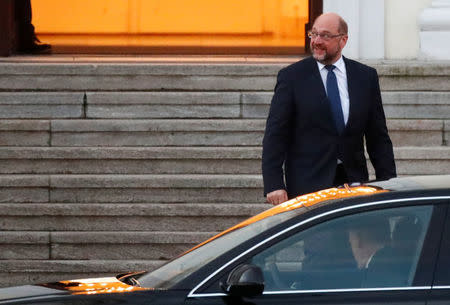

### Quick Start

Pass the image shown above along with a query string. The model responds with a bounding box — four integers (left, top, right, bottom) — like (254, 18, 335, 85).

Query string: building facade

(325, 0, 450, 60)
(1, 0, 449, 59)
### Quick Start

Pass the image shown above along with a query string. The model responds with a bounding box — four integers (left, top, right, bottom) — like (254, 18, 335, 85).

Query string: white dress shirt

(316, 56, 350, 125)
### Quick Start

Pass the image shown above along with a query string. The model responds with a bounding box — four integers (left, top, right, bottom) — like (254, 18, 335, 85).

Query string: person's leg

(15, 0, 51, 53)
(333, 164, 349, 186)
(15, 0, 33, 48)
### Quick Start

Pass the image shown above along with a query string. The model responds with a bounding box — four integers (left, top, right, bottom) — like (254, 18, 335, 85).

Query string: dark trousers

(14, 0, 35, 48)
(333, 163, 348, 186)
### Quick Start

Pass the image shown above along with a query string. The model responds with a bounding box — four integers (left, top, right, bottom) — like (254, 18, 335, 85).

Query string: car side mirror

(221, 264, 264, 297)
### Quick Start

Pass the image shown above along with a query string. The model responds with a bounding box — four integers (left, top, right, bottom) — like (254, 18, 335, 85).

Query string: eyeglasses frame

(307, 31, 346, 41)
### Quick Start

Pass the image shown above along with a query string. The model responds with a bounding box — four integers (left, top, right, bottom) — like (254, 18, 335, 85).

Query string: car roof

(236, 175, 450, 233)
(368, 175, 450, 192)
(185, 175, 450, 254)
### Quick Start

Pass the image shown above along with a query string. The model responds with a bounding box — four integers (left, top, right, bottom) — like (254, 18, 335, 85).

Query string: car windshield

(138, 207, 304, 289)
(138, 185, 385, 289)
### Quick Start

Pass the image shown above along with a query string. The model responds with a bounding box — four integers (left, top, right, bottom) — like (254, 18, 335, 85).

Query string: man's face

(310, 15, 348, 65)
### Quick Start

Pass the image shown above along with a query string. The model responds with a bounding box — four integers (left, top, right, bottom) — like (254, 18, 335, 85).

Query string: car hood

(0, 284, 68, 302)
(0, 276, 152, 303)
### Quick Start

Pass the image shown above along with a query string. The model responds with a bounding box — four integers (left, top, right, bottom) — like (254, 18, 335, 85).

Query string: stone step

(382, 92, 450, 119)
(0, 202, 265, 231)
(1, 91, 448, 119)
(0, 119, 266, 147)
(391, 146, 450, 175)
(388, 119, 446, 147)
(0, 260, 165, 287)
(192, 91, 450, 120)
(0, 120, 50, 146)
(0, 231, 220, 260)
(0, 147, 448, 175)
(0, 147, 260, 174)
(0, 92, 84, 119)
(0, 175, 48, 203)
(0, 61, 449, 91)
(0, 63, 277, 91)
(87, 92, 242, 119)
(0, 119, 446, 147)
(0, 174, 264, 203)
(0, 203, 267, 216)
(50, 119, 265, 147)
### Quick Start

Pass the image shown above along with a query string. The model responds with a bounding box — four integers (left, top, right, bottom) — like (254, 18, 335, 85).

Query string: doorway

(31, 0, 317, 54)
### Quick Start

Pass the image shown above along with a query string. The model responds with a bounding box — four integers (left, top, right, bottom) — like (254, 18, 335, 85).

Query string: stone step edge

(0, 174, 262, 188)
(0, 146, 448, 159)
(0, 119, 447, 132)
(0, 203, 268, 217)
(51, 119, 448, 132)
(2, 91, 450, 105)
(0, 147, 262, 159)
(0, 231, 221, 244)
(1, 61, 450, 76)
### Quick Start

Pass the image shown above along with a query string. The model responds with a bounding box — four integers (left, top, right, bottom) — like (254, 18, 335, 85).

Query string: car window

(138, 206, 306, 289)
(249, 205, 432, 291)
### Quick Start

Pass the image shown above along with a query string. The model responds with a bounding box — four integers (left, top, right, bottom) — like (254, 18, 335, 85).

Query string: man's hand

(267, 189, 288, 205)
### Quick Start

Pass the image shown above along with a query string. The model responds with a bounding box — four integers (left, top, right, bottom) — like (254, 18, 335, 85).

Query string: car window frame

(430, 199, 450, 288)
(188, 195, 450, 298)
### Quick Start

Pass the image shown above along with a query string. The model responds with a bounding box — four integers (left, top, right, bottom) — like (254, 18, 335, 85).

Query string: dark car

(2, 175, 450, 305)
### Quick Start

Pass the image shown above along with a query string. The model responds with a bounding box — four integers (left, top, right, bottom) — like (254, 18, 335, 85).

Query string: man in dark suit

(348, 216, 411, 287)
(262, 12, 396, 204)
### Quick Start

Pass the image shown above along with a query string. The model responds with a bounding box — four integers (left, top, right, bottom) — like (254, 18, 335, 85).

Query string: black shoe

(17, 41, 52, 54)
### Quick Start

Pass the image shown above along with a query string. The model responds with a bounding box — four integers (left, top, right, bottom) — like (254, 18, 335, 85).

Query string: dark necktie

(325, 65, 345, 134)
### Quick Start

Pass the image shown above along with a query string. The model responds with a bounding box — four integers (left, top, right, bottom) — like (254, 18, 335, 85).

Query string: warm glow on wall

(31, 0, 308, 50)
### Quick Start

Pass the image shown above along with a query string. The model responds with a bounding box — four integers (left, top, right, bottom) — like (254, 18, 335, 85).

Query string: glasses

(308, 31, 345, 41)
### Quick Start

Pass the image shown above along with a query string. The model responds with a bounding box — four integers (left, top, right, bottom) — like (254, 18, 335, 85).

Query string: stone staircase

(0, 58, 449, 287)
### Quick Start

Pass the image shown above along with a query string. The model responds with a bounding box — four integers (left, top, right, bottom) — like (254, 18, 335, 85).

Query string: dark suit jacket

(262, 56, 396, 198)
(362, 246, 411, 287)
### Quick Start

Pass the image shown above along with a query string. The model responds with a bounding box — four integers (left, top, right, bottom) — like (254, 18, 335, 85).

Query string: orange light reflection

(184, 185, 387, 254)
(57, 277, 151, 295)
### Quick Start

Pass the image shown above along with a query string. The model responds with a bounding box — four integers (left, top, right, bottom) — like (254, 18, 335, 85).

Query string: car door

(186, 198, 447, 305)
(428, 199, 450, 305)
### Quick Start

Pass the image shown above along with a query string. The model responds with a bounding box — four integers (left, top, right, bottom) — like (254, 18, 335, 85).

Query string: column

(419, 0, 450, 59)
(323, 0, 385, 59)
(323, 0, 360, 59)
(359, 0, 385, 59)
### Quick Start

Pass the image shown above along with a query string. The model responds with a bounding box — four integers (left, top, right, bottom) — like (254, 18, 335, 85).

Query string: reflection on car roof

(185, 184, 387, 254)
(369, 175, 450, 192)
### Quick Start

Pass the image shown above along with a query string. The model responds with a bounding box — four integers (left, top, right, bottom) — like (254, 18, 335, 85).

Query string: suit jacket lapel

(296, 57, 342, 135)
(302, 57, 330, 114)
(343, 56, 358, 132)
(304, 57, 339, 134)
(307, 57, 327, 100)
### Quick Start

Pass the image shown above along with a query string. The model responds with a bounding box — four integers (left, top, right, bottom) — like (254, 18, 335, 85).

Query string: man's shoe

(17, 41, 52, 54)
